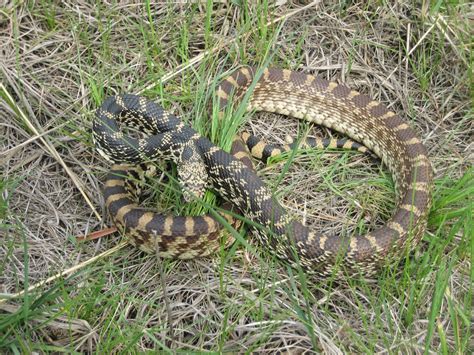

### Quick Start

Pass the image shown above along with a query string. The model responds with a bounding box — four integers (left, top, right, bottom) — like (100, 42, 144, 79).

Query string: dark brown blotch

(268, 68, 283, 82)
(192, 216, 214, 236)
(352, 93, 372, 108)
(234, 70, 251, 87)
(219, 81, 235, 97)
(289, 71, 309, 86)
(146, 214, 167, 236)
(107, 197, 134, 216)
(352, 236, 375, 260)
(401, 188, 430, 208)
(135, 231, 149, 245)
(395, 127, 417, 141)
(405, 142, 427, 158)
(121, 209, 144, 229)
(384, 114, 404, 129)
(370, 228, 398, 255)
(331, 84, 351, 99)
(370, 103, 389, 118)
(104, 185, 127, 199)
(311, 76, 330, 92)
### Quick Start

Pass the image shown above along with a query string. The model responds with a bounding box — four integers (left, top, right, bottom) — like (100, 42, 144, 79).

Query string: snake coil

(93, 67, 433, 276)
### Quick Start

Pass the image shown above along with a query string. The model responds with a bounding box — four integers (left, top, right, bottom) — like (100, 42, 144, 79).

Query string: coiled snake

(93, 67, 433, 275)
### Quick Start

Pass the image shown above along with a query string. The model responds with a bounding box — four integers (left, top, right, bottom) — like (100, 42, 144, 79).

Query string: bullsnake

(93, 67, 433, 275)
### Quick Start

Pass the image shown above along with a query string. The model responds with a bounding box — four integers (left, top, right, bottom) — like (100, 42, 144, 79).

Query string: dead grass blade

(140, 0, 322, 92)
(0, 241, 128, 305)
(0, 82, 101, 221)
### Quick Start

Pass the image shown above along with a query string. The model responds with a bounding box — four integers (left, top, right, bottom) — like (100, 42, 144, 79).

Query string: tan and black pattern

(102, 138, 252, 258)
(93, 66, 433, 275)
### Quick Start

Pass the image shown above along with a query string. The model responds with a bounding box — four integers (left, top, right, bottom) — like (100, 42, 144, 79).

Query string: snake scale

(93, 67, 433, 276)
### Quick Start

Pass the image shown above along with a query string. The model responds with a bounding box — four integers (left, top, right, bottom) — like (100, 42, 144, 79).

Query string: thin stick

(0, 121, 69, 157)
(76, 227, 118, 241)
(0, 241, 128, 304)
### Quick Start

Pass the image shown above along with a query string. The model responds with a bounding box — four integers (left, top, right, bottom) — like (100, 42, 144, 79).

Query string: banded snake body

(93, 67, 433, 276)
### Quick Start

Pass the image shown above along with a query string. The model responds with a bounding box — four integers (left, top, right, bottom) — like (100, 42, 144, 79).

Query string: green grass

(0, 1, 472, 353)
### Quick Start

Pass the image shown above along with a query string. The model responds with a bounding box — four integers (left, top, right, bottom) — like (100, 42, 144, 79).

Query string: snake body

(103, 139, 252, 258)
(93, 67, 433, 275)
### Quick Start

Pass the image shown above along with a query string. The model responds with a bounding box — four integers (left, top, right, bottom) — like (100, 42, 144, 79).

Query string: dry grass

(0, 1, 472, 353)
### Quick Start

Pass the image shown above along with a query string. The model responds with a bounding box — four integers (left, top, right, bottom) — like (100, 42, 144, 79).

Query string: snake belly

(93, 66, 433, 276)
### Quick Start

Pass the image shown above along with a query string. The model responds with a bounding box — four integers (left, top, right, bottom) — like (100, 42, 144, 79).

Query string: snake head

(177, 142, 209, 202)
